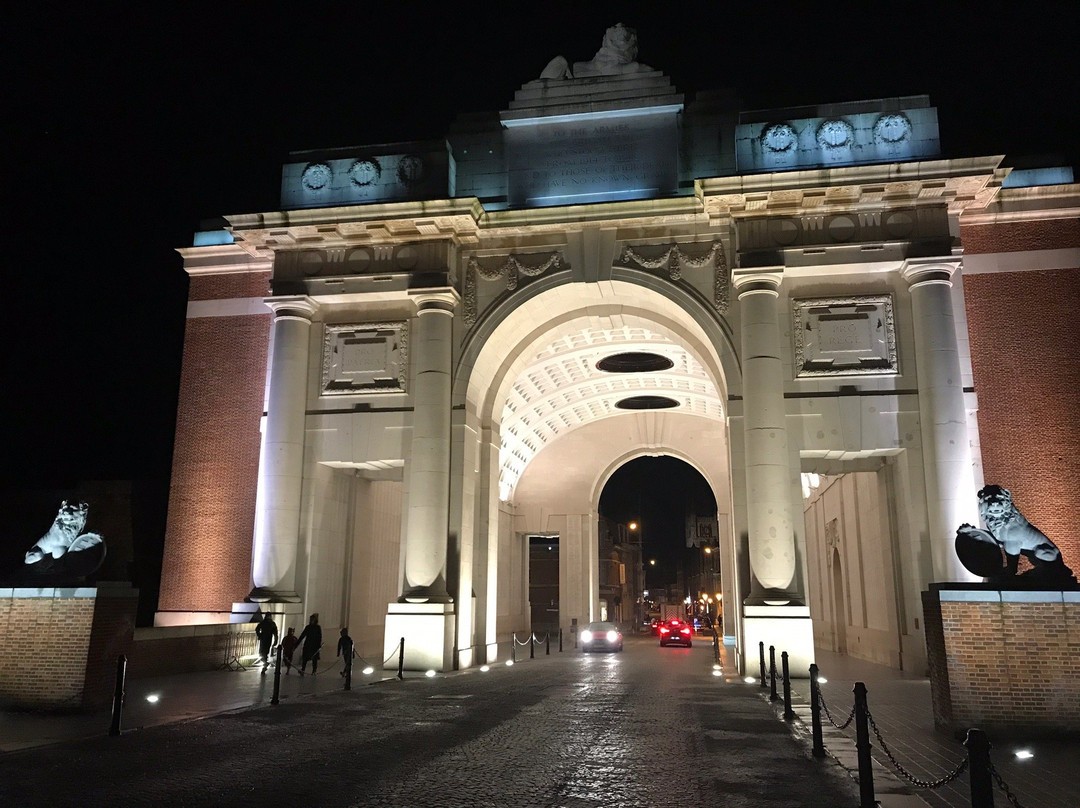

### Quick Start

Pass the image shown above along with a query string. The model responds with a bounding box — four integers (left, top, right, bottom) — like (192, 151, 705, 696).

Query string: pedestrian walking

(296, 613, 322, 676)
(280, 626, 299, 674)
(337, 627, 354, 678)
(254, 612, 278, 675)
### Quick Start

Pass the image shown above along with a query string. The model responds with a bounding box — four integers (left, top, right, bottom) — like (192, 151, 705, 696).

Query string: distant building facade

(158, 32, 1079, 674)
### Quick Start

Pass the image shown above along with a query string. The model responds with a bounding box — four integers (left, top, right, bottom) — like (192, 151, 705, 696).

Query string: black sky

(4, 2, 1078, 574)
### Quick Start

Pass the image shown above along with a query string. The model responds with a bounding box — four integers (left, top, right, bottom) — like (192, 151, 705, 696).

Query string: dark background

(4, 2, 1077, 606)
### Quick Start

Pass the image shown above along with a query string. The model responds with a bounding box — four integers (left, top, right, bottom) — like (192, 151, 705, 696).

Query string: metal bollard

(964, 728, 994, 808)
(853, 682, 876, 808)
(530, 634, 535, 659)
(781, 651, 795, 720)
(344, 651, 352, 691)
(769, 646, 779, 702)
(759, 641, 767, 689)
(108, 654, 127, 737)
(397, 637, 405, 680)
(271, 645, 282, 705)
(559, 628, 563, 653)
(512, 634, 517, 663)
(713, 632, 720, 664)
(808, 663, 825, 758)
(546, 634, 550, 655)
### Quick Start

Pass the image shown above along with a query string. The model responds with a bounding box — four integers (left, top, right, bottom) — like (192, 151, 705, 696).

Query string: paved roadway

(0, 635, 861, 808)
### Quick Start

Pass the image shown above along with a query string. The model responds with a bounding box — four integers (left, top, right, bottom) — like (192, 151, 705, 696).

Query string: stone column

(401, 290, 458, 602)
(732, 268, 802, 605)
(250, 296, 317, 602)
(901, 259, 977, 582)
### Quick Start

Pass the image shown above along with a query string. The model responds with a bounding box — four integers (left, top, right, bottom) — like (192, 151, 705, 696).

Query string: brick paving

(0, 637, 860, 808)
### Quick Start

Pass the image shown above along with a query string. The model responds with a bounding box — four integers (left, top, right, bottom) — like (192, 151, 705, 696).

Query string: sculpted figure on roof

(539, 23, 652, 80)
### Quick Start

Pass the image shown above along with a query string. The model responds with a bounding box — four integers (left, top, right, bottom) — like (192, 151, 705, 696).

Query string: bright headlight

(606, 631, 618, 642)
(580, 630, 593, 642)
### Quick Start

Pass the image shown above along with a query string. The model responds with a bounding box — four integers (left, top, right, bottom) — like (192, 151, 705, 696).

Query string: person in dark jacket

(337, 627, 354, 678)
(254, 612, 278, 675)
(296, 613, 322, 676)
(279, 626, 299, 674)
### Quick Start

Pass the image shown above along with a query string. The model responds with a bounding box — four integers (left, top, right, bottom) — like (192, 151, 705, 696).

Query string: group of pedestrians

(254, 612, 354, 677)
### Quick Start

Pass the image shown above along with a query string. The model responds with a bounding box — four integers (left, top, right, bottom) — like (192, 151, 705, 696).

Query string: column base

(743, 605, 814, 679)
(384, 602, 456, 672)
(247, 587, 302, 603)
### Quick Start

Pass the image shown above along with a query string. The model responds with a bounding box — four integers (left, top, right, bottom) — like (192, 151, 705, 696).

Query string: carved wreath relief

(617, 241, 729, 314)
(792, 295, 897, 377)
(463, 252, 565, 327)
(321, 322, 409, 395)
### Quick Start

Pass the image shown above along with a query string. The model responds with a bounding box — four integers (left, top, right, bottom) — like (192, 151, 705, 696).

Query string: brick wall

(923, 588, 1080, 732)
(159, 269, 271, 615)
(960, 218, 1080, 255)
(0, 587, 137, 711)
(963, 264, 1080, 574)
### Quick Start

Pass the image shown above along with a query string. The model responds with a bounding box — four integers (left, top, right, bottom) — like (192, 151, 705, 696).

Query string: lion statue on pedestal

(23, 501, 106, 577)
(956, 485, 1076, 586)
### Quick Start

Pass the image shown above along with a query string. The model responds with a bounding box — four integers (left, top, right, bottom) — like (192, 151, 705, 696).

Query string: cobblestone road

(0, 636, 860, 807)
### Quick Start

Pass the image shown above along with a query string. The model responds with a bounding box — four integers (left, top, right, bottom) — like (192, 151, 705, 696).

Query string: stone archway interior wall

(803, 471, 903, 668)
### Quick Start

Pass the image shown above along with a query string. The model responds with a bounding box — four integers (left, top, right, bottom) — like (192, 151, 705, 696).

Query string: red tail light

(659, 627, 670, 634)
(680, 628, 691, 635)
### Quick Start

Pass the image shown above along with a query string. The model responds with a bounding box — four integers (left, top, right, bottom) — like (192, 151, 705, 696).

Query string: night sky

(5, 3, 1078, 595)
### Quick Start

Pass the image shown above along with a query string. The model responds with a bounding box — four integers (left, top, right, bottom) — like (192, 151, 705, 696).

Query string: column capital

(263, 295, 318, 320)
(732, 267, 784, 299)
(409, 288, 460, 315)
(900, 258, 961, 290)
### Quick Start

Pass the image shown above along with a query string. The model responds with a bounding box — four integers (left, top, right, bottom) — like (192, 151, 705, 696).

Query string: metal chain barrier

(864, 707, 968, 790)
(989, 761, 1027, 808)
(817, 690, 856, 730)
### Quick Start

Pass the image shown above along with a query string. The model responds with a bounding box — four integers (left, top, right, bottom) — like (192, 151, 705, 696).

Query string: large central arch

(449, 273, 742, 666)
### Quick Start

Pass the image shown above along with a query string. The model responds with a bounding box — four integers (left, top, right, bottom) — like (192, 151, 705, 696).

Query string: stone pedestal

(923, 585, 1080, 733)
(384, 602, 456, 672)
(0, 584, 138, 710)
(742, 605, 814, 679)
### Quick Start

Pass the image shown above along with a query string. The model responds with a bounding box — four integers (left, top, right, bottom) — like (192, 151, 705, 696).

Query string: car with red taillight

(658, 618, 693, 647)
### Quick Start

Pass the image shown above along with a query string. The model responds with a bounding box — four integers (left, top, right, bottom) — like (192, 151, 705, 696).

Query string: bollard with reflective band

(108, 654, 127, 737)
(759, 641, 767, 689)
(781, 651, 796, 720)
(854, 682, 876, 808)
(769, 645, 779, 702)
(809, 663, 825, 757)
(397, 637, 405, 680)
(271, 645, 282, 705)
(964, 728, 994, 808)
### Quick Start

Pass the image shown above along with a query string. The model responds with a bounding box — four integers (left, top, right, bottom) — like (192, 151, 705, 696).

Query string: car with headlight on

(580, 621, 623, 652)
(658, 618, 693, 647)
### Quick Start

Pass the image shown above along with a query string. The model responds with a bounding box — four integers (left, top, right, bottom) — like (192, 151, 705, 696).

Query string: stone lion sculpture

(956, 485, 1076, 585)
(539, 22, 653, 80)
(24, 501, 106, 576)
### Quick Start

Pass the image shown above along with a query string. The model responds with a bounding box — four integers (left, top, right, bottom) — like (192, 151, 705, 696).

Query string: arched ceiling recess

(457, 280, 734, 504)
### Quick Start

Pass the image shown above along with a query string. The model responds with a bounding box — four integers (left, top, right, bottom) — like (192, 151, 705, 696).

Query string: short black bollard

(964, 728, 994, 808)
(712, 632, 720, 664)
(397, 637, 405, 680)
(853, 682, 876, 808)
(559, 628, 563, 653)
(759, 641, 767, 689)
(271, 645, 282, 705)
(344, 650, 352, 691)
(546, 634, 550, 655)
(108, 654, 127, 737)
(781, 651, 796, 720)
(512, 634, 517, 663)
(769, 645, 779, 702)
(809, 663, 825, 758)
(530, 634, 535, 659)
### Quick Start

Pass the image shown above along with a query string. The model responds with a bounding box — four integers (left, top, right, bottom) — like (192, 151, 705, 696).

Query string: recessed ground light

(597, 352, 674, 373)
(744, 677, 756, 684)
(480, 665, 490, 672)
(615, 395, 679, 410)
(1015, 749, 1034, 760)
(362, 666, 374, 675)
(505, 660, 514, 667)
(425, 670, 436, 678)
(145, 694, 160, 703)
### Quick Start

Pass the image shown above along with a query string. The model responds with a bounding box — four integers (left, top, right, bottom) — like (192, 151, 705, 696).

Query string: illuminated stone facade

(158, 53, 1079, 675)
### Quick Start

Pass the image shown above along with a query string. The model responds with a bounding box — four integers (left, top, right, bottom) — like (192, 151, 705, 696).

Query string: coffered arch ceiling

(459, 280, 733, 504)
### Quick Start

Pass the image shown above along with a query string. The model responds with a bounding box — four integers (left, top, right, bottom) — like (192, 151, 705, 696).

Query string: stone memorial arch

(157, 25, 1079, 675)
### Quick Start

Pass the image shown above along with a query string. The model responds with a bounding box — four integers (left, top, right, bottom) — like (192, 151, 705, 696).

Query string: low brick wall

(923, 586, 1080, 733)
(127, 624, 257, 679)
(0, 584, 137, 711)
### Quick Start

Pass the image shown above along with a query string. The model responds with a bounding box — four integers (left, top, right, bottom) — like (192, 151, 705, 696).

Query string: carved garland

(463, 252, 565, 326)
(618, 241, 729, 314)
